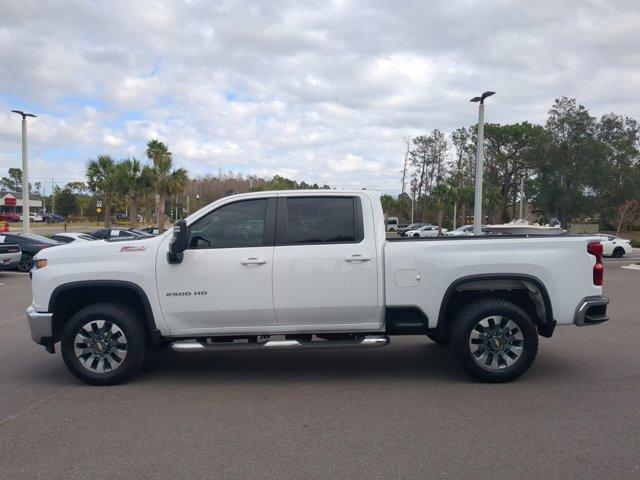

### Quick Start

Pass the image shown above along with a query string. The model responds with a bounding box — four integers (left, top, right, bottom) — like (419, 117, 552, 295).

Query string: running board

(171, 335, 390, 352)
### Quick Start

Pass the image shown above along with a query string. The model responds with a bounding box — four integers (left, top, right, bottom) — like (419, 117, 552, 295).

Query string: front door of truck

(156, 197, 277, 334)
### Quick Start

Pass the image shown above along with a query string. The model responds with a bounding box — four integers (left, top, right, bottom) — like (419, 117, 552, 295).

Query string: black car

(397, 223, 429, 237)
(42, 213, 65, 223)
(91, 228, 154, 240)
(0, 233, 62, 272)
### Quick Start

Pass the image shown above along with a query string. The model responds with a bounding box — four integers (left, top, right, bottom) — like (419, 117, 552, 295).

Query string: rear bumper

(26, 306, 53, 344)
(574, 296, 609, 326)
(0, 254, 21, 271)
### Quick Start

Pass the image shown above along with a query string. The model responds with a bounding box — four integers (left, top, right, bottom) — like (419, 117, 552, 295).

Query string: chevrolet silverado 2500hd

(26, 190, 609, 385)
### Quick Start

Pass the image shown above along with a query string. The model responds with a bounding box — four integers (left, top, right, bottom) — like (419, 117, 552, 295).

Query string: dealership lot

(0, 255, 638, 479)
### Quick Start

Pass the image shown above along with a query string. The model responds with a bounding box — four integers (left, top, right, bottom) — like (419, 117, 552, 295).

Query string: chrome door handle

(241, 257, 268, 265)
(344, 255, 372, 262)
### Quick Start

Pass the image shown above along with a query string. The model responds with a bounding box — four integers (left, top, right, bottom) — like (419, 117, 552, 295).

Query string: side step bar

(171, 335, 390, 352)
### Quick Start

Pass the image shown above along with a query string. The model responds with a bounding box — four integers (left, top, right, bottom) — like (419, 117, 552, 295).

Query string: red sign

(3, 197, 16, 206)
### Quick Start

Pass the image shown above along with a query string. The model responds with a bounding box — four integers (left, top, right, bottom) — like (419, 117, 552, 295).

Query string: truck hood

(34, 236, 161, 264)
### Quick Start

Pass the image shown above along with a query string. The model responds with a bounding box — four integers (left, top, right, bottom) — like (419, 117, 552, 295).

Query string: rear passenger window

(285, 197, 359, 244)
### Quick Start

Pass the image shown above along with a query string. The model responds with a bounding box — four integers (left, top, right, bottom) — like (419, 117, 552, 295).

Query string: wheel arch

(49, 280, 164, 346)
(436, 274, 556, 338)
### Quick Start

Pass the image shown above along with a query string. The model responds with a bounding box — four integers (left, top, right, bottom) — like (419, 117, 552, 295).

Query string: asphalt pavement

(0, 255, 638, 479)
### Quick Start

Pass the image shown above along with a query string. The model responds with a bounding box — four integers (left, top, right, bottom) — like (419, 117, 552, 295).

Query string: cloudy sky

(1, 0, 638, 193)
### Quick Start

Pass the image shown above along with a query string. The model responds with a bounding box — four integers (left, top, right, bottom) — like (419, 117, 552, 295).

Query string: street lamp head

(11, 109, 37, 118)
(470, 91, 495, 104)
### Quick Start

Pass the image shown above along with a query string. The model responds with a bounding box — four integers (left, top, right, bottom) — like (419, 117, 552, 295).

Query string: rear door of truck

(272, 194, 379, 327)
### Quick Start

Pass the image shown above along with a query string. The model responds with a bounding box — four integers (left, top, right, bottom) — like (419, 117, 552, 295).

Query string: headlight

(35, 259, 48, 269)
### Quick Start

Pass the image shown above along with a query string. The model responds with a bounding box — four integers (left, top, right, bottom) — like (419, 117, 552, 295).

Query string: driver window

(188, 199, 267, 249)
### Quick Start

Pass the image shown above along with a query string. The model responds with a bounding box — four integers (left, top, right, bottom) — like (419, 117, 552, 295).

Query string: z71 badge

(120, 245, 148, 252)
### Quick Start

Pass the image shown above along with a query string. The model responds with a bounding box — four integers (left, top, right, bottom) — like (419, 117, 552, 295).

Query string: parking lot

(0, 254, 639, 479)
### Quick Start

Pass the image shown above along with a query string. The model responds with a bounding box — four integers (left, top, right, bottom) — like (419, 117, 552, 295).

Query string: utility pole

(519, 177, 525, 219)
(470, 91, 495, 235)
(401, 137, 411, 194)
(51, 178, 55, 214)
(11, 110, 37, 234)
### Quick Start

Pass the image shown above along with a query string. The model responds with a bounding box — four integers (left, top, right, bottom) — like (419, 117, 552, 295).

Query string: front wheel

(413, 233, 420, 238)
(612, 247, 624, 258)
(61, 303, 147, 385)
(450, 299, 538, 382)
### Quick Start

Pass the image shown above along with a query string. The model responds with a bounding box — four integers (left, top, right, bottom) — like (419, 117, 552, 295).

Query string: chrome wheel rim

(74, 320, 128, 373)
(18, 254, 32, 272)
(468, 316, 524, 371)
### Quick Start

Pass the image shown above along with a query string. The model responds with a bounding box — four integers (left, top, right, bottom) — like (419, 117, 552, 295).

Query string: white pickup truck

(27, 190, 609, 385)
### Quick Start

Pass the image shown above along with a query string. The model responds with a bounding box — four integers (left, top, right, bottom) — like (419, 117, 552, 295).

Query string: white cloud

(0, 0, 638, 193)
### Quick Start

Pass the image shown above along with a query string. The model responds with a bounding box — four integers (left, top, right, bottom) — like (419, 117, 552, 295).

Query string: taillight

(587, 242, 603, 286)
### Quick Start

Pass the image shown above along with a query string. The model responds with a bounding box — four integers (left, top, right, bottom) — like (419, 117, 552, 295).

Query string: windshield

(19, 234, 61, 244)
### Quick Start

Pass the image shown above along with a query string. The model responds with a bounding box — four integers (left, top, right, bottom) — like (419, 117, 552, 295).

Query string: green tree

(146, 140, 187, 233)
(116, 158, 152, 228)
(531, 97, 604, 225)
(483, 122, 546, 222)
(1, 167, 24, 192)
(86, 155, 118, 227)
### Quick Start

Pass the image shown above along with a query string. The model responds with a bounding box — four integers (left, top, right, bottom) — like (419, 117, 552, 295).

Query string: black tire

(413, 233, 420, 238)
(61, 303, 147, 385)
(17, 253, 33, 272)
(450, 298, 538, 383)
(613, 247, 624, 258)
(426, 330, 449, 346)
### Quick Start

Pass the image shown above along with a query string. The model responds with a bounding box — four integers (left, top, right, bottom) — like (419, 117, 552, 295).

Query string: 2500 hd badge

(166, 291, 208, 297)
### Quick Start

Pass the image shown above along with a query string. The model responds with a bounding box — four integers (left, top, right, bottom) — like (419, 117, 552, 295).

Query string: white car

(405, 224, 447, 238)
(27, 190, 608, 385)
(386, 216, 399, 232)
(0, 241, 21, 271)
(50, 232, 98, 244)
(447, 225, 491, 236)
(596, 235, 632, 257)
(20, 213, 44, 222)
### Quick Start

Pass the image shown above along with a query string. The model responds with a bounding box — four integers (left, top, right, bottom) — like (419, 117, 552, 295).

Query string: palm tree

(86, 155, 118, 227)
(116, 158, 152, 229)
(146, 140, 187, 233)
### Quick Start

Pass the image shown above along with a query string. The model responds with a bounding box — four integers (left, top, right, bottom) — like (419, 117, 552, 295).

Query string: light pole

(11, 110, 37, 234)
(470, 91, 494, 235)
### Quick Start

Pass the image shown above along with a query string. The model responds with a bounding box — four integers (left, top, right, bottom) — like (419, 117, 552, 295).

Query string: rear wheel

(61, 303, 147, 385)
(613, 247, 624, 258)
(17, 253, 33, 272)
(450, 299, 538, 382)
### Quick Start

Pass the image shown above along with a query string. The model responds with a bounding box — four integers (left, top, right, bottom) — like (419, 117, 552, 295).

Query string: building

(0, 190, 43, 215)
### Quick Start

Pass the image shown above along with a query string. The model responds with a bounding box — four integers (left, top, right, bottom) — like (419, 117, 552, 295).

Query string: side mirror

(167, 219, 188, 264)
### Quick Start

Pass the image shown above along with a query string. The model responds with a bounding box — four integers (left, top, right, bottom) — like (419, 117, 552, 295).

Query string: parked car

(1, 233, 62, 271)
(405, 224, 447, 238)
(447, 225, 491, 236)
(27, 190, 608, 385)
(397, 223, 428, 237)
(20, 213, 44, 222)
(386, 216, 399, 232)
(50, 233, 98, 243)
(0, 212, 21, 222)
(140, 227, 159, 235)
(0, 240, 21, 271)
(91, 228, 153, 240)
(596, 235, 632, 257)
(42, 213, 66, 223)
